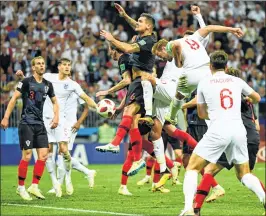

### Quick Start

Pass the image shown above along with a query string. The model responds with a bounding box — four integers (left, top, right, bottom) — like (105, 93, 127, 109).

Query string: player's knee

(22, 150, 32, 162)
(58, 142, 68, 153)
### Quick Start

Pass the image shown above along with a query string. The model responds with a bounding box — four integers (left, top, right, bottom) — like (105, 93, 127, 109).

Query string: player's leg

(152, 160, 170, 193)
(119, 149, 134, 196)
(17, 124, 34, 201)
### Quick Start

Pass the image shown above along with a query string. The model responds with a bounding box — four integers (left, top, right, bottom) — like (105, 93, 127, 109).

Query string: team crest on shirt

(17, 82, 23, 89)
(64, 84, 69, 89)
(25, 140, 30, 146)
(138, 40, 146, 46)
(44, 86, 49, 93)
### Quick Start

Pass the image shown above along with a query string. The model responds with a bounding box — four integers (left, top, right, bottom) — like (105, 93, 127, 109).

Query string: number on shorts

(185, 39, 200, 50)
(220, 88, 233, 110)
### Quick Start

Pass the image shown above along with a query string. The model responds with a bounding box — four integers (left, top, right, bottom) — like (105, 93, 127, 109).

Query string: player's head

(210, 51, 228, 73)
(183, 30, 194, 38)
(226, 67, 241, 78)
(31, 56, 45, 75)
(152, 39, 172, 61)
(135, 13, 155, 33)
(108, 45, 124, 61)
(58, 58, 72, 75)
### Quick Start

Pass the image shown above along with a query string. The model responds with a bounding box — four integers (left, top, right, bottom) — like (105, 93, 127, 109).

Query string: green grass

(1, 163, 265, 215)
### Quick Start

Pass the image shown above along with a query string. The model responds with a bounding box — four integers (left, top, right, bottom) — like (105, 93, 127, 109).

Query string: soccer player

(1, 56, 59, 200)
(193, 68, 264, 215)
(100, 3, 157, 126)
(48, 89, 96, 195)
(16, 58, 97, 197)
(152, 23, 244, 125)
(179, 51, 265, 216)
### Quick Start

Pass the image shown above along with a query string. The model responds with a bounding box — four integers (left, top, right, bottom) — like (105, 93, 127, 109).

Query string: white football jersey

(197, 72, 253, 122)
(43, 73, 84, 119)
(175, 31, 210, 71)
(65, 92, 85, 124)
(161, 59, 183, 80)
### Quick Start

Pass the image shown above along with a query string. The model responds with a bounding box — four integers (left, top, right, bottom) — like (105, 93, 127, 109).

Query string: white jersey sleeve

(238, 78, 254, 96)
(194, 14, 209, 48)
(78, 97, 85, 105)
(191, 30, 206, 43)
(197, 80, 206, 104)
(72, 81, 85, 96)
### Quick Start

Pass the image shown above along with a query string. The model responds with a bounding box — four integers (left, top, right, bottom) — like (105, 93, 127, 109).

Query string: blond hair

(31, 56, 45, 66)
(152, 38, 168, 55)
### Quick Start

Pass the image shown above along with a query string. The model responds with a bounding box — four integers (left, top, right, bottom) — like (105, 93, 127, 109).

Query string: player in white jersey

(16, 58, 97, 197)
(179, 51, 265, 216)
(48, 91, 96, 195)
(152, 14, 244, 125)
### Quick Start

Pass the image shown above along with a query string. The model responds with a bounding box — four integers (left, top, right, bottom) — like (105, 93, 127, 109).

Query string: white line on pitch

(2, 203, 145, 216)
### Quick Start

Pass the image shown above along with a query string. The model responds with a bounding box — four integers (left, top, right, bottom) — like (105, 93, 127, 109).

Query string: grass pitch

(1, 163, 265, 215)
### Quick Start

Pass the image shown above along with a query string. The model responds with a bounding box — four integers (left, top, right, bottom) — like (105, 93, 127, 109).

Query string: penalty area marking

(2, 203, 145, 216)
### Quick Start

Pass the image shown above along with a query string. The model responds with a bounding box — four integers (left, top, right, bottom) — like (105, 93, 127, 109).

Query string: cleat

(139, 116, 154, 127)
(95, 143, 120, 154)
(206, 186, 225, 203)
(54, 183, 62, 197)
(194, 208, 201, 216)
(27, 184, 45, 199)
(118, 185, 132, 196)
(87, 170, 96, 188)
(66, 182, 74, 195)
(16, 187, 32, 201)
(171, 162, 179, 184)
(155, 171, 171, 189)
(172, 178, 182, 185)
(152, 183, 170, 193)
(164, 114, 178, 125)
(179, 208, 195, 216)
(47, 188, 56, 194)
(127, 159, 146, 176)
(137, 175, 151, 186)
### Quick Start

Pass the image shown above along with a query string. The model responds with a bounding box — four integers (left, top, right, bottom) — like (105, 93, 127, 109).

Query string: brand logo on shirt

(64, 84, 69, 89)
(25, 140, 31, 147)
(44, 86, 49, 93)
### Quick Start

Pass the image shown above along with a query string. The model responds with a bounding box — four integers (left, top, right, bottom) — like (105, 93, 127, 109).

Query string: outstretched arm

(197, 25, 244, 39)
(1, 90, 21, 129)
(100, 30, 140, 53)
(114, 3, 137, 29)
(79, 93, 97, 109)
(96, 71, 131, 97)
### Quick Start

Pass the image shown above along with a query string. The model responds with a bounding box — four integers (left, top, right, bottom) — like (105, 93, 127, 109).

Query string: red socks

(146, 157, 155, 175)
(165, 156, 174, 169)
(129, 128, 142, 161)
(121, 151, 134, 185)
(18, 160, 29, 186)
(32, 160, 46, 184)
(111, 115, 133, 146)
(194, 174, 214, 209)
(142, 139, 154, 156)
(153, 161, 161, 183)
(171, 129, 197, 149)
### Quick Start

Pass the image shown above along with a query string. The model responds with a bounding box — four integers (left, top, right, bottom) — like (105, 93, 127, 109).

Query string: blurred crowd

(0, 1, 265, 126)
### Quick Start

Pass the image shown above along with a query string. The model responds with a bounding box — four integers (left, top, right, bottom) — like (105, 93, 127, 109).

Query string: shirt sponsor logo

(120, 64, 126, 71)
(138, 39, 146, 46)
(25, 140, 31, 147)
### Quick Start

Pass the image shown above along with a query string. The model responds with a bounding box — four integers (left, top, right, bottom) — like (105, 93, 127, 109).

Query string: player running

(152, 22, 244, 125)
(179, 51, 265, 216)
(1, 56, 59, 200)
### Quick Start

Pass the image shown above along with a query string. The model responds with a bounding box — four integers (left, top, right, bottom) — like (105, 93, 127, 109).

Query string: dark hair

(58, 58, 72, 65)
(210, 51, 228, 70)
(183, 30, 194, 37)
(140, 13, 155, 29)
(226, 67, 241, 78)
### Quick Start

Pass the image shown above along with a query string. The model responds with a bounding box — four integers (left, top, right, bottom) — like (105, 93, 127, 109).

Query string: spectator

(73, 54, 88, 81)
(113, 24, 128, 42)
(248, 3, 265, 23)
(97, 74, 112, 91)
(98, 119, 116, 144)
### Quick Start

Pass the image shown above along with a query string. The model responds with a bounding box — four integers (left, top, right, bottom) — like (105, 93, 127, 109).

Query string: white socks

(46, 153, 59, 187)
(183, 170, 198, 211)
(72, 157, 91, 176)
(141, 80, 153, 116)
(57, 154, 66, 185)
(152, 137, 166, 172)
(170, 97, 185, 119)
(241, 173, 265, 203)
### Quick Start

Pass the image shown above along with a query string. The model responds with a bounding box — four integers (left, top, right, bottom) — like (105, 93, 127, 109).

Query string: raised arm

(100, 30, 140, 53)
(96, 71, 131, 97)
(197, 25, 244, 39)
(1, 90, 21, 129)
(114, 3, 137, 29)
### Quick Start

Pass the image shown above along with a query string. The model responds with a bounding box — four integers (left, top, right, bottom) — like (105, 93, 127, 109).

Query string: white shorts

(193, 120, 249, 165)
(67, 131, 77, 151)
(153, 99, 169, 126)
(177, 65, 211, 97)
(44, 117, 69, 143)
(153, 77, 178, 104)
